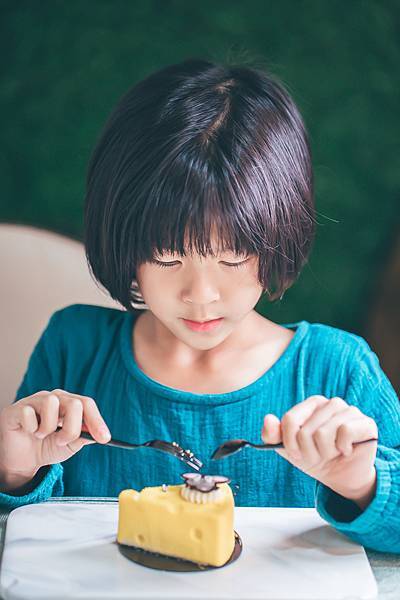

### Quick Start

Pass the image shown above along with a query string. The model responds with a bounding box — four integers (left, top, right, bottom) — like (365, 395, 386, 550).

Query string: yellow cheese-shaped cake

(117, 475, 235, 567)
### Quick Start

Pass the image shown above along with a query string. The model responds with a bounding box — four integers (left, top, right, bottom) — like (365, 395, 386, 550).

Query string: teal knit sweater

(1, 304, 399, 553)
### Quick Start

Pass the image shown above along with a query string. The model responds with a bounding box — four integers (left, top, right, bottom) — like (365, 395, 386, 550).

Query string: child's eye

(151, 260, 179, 269)
(150, 259, 249, 269)
(222, 260, 248, 269)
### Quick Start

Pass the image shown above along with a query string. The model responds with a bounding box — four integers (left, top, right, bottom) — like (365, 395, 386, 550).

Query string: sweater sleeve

(0, 310, 65, 507)
(314, 336, 400, 553)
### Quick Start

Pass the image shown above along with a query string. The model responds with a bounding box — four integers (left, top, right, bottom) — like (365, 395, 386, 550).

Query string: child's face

(135, 242, 263, 351)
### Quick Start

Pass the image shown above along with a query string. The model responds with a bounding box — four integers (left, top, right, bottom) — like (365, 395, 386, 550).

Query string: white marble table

(0, 498, 399, 600)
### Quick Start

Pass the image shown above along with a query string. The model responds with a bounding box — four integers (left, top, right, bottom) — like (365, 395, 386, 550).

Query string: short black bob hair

(84, 58, 315, 312)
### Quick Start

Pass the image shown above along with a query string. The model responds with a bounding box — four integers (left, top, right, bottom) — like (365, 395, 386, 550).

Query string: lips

(184, 318, 221, 323)
(182, 317, 224, 332)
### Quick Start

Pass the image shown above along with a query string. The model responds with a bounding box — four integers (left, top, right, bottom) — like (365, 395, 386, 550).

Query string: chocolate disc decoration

(181, 473, 231, 493)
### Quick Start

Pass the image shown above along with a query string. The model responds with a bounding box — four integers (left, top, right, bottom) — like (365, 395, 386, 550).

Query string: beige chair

(0, 224, 123, 409)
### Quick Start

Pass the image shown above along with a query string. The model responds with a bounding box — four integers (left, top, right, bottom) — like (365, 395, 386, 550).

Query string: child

(0, 58, 399, 553)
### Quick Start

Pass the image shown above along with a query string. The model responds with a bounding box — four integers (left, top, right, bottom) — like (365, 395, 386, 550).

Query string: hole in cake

(190, 528, 203, 541)
(137, 534, 145, 544)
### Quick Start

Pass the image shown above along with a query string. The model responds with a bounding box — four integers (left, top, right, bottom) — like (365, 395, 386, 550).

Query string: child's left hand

(262, 396, 379, 510)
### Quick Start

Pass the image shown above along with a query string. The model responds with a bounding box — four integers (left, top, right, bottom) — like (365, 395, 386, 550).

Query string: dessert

(117, 473, 235, 567)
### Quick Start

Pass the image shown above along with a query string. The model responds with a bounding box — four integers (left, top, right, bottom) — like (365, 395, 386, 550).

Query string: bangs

(132, 154, 273, 264)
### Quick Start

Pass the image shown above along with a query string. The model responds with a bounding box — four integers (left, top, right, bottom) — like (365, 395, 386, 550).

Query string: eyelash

(152, 259, 247, 270)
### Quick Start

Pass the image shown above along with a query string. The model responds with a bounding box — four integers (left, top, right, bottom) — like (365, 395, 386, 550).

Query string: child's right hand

(0, 390, 111, 490)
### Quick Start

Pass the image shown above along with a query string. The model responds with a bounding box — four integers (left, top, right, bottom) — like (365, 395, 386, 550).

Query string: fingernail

(100, 427, 111, 440)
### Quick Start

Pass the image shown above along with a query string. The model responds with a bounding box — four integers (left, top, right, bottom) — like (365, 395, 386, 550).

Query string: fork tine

(147, 440, 203, 471)
(188, 456, 203, 470)
(183, 458, 202, 471)
(175, 448, 203, 470)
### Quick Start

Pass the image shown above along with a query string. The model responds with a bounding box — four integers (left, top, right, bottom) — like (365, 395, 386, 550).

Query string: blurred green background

(1, 0, 399, 337)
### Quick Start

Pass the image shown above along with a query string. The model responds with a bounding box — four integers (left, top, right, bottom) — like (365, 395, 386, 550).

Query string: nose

(181, 270, 220, 305)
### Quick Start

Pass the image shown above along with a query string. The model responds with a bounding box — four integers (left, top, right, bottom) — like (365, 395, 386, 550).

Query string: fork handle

(55, 426, 139, 449)
(253, 437, 378, 450)
(80, 431, 139, 449)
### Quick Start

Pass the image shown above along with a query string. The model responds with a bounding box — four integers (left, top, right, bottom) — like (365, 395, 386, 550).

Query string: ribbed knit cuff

(0, 463, 64, 508)
(315, 458, 391, 534)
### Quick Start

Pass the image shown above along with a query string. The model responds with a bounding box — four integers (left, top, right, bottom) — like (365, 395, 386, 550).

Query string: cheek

(235, 265, 263, 292)
(139, 276, 175, 306)
(234, 269, 264, 306)
(136, 263, 263, 307)
(218, 268, 264, 313)
(234, 281, 264, 308)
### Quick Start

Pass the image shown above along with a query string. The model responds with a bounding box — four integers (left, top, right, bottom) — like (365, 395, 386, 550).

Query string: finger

(55, 398, 84, 447)
(62, 437, 97, 455)
(312, 408, 362, 461)
(51, 390, 111, 444)
(79, 396, 111, 443)
(296, 427, 321, 466)
(296, 397, 351, 463)
(300, 397, 349, 433)
(56, 402, 99, 451)
(34, 393, 60, 439)
(281, 396, 330, 459)
(335, 417, 378, 457)
(19, 405, 40, 434)
(262, 414, 281, 444)
(3, 391, 51, 430)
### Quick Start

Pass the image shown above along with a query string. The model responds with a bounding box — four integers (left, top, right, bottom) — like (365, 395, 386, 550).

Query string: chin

(188, 339, 224, 351)
(183, 329, 230, 350)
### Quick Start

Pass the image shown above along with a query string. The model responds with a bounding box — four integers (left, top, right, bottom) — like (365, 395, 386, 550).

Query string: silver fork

(211, 437, 378, 460)
(55, 427, 203, 471)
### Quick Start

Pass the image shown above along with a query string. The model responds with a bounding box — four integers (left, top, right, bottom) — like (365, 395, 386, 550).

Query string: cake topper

(181, 473, 230, 493)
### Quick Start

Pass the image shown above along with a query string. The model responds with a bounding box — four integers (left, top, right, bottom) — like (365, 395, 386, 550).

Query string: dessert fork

(55, 426, 203, 470)
(211, 437, 378, 460)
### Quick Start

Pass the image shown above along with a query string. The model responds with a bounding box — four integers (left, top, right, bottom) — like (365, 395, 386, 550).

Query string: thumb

(262, 414, 282, 444)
